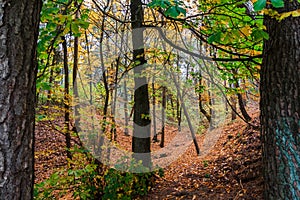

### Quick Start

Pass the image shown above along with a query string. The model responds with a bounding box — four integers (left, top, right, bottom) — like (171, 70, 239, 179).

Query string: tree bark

(62, 36, 72, 160)
(152, 79, 158, 142)
(130, 0, 151, 168)
(260, 1, 300, 199)
(196, 74, 211, 123)
(235, 81, 251, 122)
(230, 95, 237, 120)
(0, 1, 41, 199)
(110, 59, 119, 141)
(123, 80, 130, 136)
(207, 81, 215, 129)
(176, 97, 182, 131)
(99, 17, 109, 135)
(72, 2, 80, 133)
(160, 86, 166, 148)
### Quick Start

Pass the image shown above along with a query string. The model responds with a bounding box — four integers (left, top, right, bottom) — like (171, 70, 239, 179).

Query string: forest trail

(144, 111, 262, 199)
(35, 107, 263, 199)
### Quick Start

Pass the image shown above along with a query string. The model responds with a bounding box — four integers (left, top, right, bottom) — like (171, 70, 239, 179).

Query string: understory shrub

(34, 151, 163, 200)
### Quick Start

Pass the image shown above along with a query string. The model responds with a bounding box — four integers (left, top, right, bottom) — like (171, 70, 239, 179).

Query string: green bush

(34, 152, 164, 200)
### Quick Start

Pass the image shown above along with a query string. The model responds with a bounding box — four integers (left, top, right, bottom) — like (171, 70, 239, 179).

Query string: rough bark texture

(0, 0, 41, 199)
(62, 36, 72, 160)
(130, 0, 151, 168)
(260, 1, 300, 199)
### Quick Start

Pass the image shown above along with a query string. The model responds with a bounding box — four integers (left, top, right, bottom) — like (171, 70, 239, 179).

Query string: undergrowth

(34, 148, 164, 200)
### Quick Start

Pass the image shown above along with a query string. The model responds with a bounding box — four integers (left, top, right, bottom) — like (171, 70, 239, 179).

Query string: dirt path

(35, 108, 263, 199)
(143, 115, 262, 200)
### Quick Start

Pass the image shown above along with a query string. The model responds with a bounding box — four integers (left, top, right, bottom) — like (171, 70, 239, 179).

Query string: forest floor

(35, 105, 263, 199)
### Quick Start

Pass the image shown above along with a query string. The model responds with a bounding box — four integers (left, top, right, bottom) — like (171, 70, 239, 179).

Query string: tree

(260, 0, 300, 199)
(62, 36, 72, 160)
(130, 0, 151, 168)
(0, 1, 41, 199)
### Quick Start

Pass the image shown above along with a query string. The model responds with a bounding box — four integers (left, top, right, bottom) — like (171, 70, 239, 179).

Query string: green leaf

(36, 114, 47, 121)
(207, 32, 222, 44)
(165, 6, 180, 18)
(72, 23, 80, 36)
(271, 0, 284, 8)
(260, 30, 269, 40)
(176, 6, 186, 17)
(254, 0, 266, 11)
(148, 0, 170, 8)
(251, 29, 269, 41)
(37, 81, 51, 91)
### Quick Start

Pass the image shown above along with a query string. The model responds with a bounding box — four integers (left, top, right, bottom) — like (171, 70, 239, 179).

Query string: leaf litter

(35, 106, 263, 199)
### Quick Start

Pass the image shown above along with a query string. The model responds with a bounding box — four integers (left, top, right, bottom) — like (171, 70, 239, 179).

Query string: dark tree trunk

(62, 36, 72, 160)
(172, 73, 200, 155)
(72, 4, 80, 133)
(230, 95, 237, 120)
(110, 59, 119, 141)
(237, 92, 251, 121)
(176, 97, 182, 131)
(160, 86, 166, 148)
(230, 83, 237, 120)
(99, 20, 109, 134)
(123, 80, 129, 136)
(207, 81, 215, 129)
(197, 74, 211, 123)
(260, 1, 300, 199)
(224, 80, 229, 114)
(47, 58, 54, 103)
(0, 1, 41, 199)
(169, 94, 176, 119)
(152, 79, 158, 142)
(130, 0, 151, 168)
(47, 69, 54, 101)
(235, 81, 251, 122)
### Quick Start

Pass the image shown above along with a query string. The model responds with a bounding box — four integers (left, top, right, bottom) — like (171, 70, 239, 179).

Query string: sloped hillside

(144, 113, 263, 199)
(35, 108, 263, 199)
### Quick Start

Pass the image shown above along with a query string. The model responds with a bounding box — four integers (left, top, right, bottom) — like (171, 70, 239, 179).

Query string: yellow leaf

(291, 9, 300, 17)
(278, 11, 292, 21)
(240, 25, 252, 37)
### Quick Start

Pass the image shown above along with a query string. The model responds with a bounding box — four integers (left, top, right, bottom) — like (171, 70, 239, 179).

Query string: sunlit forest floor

(35, 105, 263, 199)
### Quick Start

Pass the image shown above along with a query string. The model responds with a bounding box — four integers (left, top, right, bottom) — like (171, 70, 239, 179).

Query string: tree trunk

(152, 79, 158, 142)
(169, 94, 176, 119)
(72, 3, 80, 133)
(0, 1, 41, 199)
(62, 36, 72, 160)
(123, 80, 130, 136)
(208, 81, 215, 129)
(235, 81, 251, 122)
(172, 73, 200, 156)
(237, 92, 251, 121)
(230, 95, 237, 121)
(99, 21, 109, 135)
(110, 59, 119, 141)
(130, 0, 151, 168)
(260, 1, 300, 199)
(176, 98, 182, 131)
(160, 86, 166, 148)
(197, 74, 211, 123)
(229, 83, 237, 121)
(47, 53, 56, 104)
